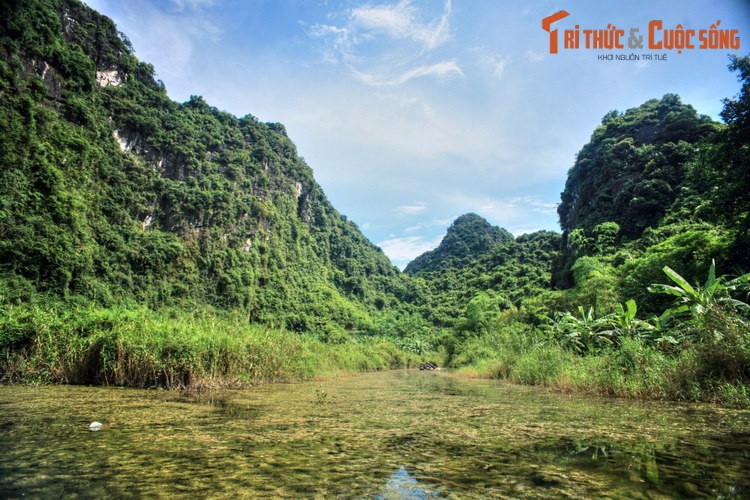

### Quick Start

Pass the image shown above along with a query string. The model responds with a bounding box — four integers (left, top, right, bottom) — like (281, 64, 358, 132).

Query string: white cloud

(276, 81, 493, 161)
(308, 0, 456, 87)
(350, 0, 452, 50)
(404, 216, 456, 233)
(376, 234, 443, 267)
(170, 0, 217, 10)
(484, 54, 510, 79)
(353, 60, 464, 86)
(471, 47, 511, 79)
(429, 193, 558, 234)
(309, 24, 359, 65)
(309, 23, 352, 43)
(351, 1, 415, 37)
(477, 196, 557, 219)
(394, 202, 428, 215)
(524, 49, 545, 63)
(489, 57, 509, 79)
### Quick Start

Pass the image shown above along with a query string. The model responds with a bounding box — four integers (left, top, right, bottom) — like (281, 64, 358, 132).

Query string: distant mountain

(0, 0, 413, 334)
(404, 213, 514, 276)
(404, 214, 560, 326)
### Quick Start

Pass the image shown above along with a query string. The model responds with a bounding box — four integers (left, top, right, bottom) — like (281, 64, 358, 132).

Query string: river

(1, 370, 749, 498)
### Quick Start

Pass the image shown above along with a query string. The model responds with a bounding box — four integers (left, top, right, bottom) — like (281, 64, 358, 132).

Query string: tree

(457, 291, 511, 335)
(707, 55, 750, 246)
(592, 221, 620, 254)
(721, 55, 750, 143)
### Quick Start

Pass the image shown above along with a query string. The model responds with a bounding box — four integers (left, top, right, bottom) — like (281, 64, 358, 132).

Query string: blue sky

(84, 0, 749, 268)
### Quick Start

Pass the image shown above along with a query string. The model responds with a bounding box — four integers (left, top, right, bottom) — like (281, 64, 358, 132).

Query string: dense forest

(0, 0, 419, 332)
(437, 71, 750, 405)
(1, 0, 749, 403)
(0, 0, 424, 384)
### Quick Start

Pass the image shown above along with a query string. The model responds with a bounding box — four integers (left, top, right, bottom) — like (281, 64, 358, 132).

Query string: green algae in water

(1, 371, 750, 498)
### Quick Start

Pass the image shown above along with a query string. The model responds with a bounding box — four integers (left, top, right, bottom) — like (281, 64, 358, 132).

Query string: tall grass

(451, 322, 750, 407)
(0, 303, 419, 388)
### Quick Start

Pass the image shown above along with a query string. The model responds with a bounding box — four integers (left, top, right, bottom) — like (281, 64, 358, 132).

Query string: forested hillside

(0, 0, 428, 386)
(405, 214, 514, 276)
(0, 0, 416, 338)
(403, 214, 559, 326)
(558, 95, 717, 239)
(428, 57, 750, 404)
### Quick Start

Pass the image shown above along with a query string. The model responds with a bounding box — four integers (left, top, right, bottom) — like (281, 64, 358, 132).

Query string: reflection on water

(377, 466, 439, 499)
(1, 370, 749, 498)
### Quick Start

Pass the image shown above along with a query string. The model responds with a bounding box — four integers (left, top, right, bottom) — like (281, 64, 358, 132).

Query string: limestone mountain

(404, 213, 514, 276)
(557, 94, 718, 239)
(0, 0, 414, 335)
(553, 95, 721, 288)
(404, 214, 560, 326)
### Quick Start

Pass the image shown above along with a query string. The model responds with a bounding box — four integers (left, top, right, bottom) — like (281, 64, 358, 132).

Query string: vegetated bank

(423, 58, 750, 406)
(0, 301, 419, 388)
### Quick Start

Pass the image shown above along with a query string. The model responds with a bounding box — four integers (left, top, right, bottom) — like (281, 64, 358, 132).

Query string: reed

(0, 303, 420, 388)
(450, 321, 750, 406)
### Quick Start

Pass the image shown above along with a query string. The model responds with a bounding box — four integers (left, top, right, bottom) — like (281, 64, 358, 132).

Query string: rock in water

(88, 421, 103, 431)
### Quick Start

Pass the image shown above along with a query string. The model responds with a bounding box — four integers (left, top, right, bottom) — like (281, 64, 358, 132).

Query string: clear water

(1, 370, 749, 498)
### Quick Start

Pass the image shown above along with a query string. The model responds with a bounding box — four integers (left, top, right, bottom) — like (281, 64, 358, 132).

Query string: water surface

(1, 371, 749, 498)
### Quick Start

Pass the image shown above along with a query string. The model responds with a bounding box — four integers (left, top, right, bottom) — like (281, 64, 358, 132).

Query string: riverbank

(4, 302, 748, 408)
(0, 303, 419, 389)
(449, 323, 750, 407)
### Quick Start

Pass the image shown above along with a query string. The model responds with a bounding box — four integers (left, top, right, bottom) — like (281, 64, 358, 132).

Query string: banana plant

(611, 299, 639, 334)
(600, 299, 653, 337)
(648, 260, 750, 316)
(648, 260, 750, 342)
(548, 306, 614, 354)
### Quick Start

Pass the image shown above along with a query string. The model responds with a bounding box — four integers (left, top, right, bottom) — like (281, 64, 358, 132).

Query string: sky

(83, 0, 750, 268)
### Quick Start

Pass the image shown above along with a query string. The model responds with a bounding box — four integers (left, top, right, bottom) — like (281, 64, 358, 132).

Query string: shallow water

(1, 370, 749, 498)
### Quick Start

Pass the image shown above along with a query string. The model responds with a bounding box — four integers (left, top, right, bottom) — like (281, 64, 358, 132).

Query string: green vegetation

(0, 0, 748, 403)
(557, 94, 717, 240)
(405, 213, 515, 276)
(0, 0, 413, 330)
(404, 215, 560, 327)
(0, 0, 424, 386)
(440, 56, 750, 406)
(0, 301, 417, 388)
